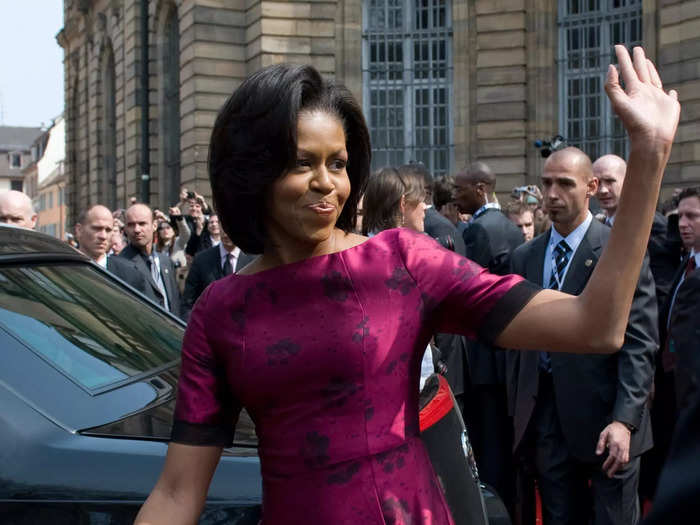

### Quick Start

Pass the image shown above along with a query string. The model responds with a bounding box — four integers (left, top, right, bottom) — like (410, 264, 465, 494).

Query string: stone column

(178, 0, 247, 200)
(471, 0, 529, 192)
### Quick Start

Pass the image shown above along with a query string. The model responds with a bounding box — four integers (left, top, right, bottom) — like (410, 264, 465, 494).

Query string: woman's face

(265, 111, 350, 248)
(402, 199, 427, 233)
(158, 222, 175, 242)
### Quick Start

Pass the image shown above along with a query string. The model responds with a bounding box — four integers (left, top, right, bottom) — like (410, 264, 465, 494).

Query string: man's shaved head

(593, 155, 627, 216)
(464, 161, 496, 187)
(592, 154, 626, 175)
(77, 204, 113, 226)
(544, 147, 594, 182)
(0, 190, 37, 229)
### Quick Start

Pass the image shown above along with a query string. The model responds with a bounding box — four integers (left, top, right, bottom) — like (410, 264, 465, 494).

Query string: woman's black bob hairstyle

(208, 63, 371, 254)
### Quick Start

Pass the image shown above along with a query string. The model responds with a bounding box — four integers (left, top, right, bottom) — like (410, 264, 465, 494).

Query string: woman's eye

(295, 158, 312, 168)
(330, 159, 347, 170)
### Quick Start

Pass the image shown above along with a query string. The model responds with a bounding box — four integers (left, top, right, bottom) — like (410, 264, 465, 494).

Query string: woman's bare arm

(134, 443, 223, 525)
(496, 45, 680, 354)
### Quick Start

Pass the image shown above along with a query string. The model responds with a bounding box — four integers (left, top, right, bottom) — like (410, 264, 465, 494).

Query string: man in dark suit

(120, 203, 183, 319)
(452, 161, 524, 511)
(398, 163, 466, 256)
(509, 148, 657, 525)
(183, 231, 254, 318)
(645, 187, 700, 502)
(74, 204, 150, 293)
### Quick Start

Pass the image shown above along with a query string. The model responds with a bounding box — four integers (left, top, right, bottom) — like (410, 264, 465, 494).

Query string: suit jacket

(662, 261, 700, 410)
(507, 219, 658, 461)
(424, 207, 466, 256)
(461, 208, 524, 386)
(183, 245, 255, 317)
(105, 254, 149, 295)
(119, 244, 183, 320)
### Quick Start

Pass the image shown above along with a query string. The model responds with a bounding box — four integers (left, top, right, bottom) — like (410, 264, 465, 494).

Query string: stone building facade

(59, 0, 698, 222)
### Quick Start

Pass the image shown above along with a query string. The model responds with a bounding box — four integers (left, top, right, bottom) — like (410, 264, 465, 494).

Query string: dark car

(0, 225, 511, 525)
(0, 225, 262, 524)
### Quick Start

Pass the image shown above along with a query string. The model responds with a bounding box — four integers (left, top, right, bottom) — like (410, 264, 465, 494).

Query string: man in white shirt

(75, 205, 150, 294)
(660, 186, 700, 408)
(508, 147, 657, 525)
(75, 205, 114, 267)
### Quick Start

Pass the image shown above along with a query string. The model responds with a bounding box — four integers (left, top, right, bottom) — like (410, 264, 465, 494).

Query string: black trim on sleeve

(170, 420, 234, 448)
(477, 280, 541, 346)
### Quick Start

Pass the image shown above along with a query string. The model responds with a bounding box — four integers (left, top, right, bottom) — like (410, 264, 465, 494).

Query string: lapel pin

(585, 259, 593, 267)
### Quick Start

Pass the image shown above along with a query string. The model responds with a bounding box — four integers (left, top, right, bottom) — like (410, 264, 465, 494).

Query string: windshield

(0, 263, 183, 392)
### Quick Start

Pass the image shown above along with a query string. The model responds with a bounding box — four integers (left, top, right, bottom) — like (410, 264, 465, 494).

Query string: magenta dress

(172, 229, 538, 524)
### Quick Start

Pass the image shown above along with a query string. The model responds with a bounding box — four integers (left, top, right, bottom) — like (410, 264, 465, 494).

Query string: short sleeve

(171, 284, 241, 447)
(397, 229, 540, 344)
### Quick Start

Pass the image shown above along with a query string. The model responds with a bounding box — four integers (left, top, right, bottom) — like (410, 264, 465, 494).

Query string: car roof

(0, 224, 83, 258)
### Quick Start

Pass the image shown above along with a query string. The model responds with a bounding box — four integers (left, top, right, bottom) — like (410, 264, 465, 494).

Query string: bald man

(120, 203, 183, 319)
(507, 148, 657, 525)
(0, 190, 38, 229)
(75, 205, 150, 295)
(594, 154, 677, 310)
(594, 154, 627, 225)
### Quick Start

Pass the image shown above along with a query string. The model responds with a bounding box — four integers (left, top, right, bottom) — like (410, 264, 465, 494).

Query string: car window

(0, 263, 183, 392)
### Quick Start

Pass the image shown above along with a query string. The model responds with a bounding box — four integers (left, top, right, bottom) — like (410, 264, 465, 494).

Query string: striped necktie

(540, 240, 573, 373)
(549, 240, 573, 290)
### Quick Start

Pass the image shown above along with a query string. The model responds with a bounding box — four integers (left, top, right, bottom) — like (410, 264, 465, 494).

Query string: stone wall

(657, 0, 700, 195)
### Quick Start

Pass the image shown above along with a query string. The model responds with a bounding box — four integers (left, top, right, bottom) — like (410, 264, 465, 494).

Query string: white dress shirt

(542, 211, 593, 287)
(219, 244, 241, 272)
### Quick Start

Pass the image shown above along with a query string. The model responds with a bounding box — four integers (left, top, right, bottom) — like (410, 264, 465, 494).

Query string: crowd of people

(0, 45, 696, 525)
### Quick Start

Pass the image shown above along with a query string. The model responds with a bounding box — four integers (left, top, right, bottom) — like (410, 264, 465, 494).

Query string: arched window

(100, 44, 117, 209)
(558, 0, 642, 159)
(160, 5, 180, 208)
(362, 0, 453, 175)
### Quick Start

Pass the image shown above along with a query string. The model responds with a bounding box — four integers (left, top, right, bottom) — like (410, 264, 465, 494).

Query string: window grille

(558, 0, 641, 160)
(362, 0, 453, 175)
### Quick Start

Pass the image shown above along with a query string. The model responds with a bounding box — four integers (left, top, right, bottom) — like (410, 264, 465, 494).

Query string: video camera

(534, 135, 567, 158)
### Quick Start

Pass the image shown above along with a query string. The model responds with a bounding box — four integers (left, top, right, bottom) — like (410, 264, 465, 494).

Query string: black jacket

(106, 255, 149, 295)
(183, 245, 255, 318)
(643, 377, 700, 525)
(661, 260, 700, 409)
(507, 219, 658, 461)
(461, 207, 524, 386)
(424, 207, 466, 256)
(118, 244, 183, 320)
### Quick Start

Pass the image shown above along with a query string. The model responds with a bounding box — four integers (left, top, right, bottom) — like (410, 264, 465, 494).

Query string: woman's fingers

(632, 46, 651, 84)
(614, 45, 638, 90)
(647, 58, 663, 89)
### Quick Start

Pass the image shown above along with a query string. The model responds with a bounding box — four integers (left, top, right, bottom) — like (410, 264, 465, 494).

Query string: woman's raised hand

(605, 46, 680, 153)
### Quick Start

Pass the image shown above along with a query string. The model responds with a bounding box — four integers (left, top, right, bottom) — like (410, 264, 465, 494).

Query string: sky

(0, 1, 64, 128)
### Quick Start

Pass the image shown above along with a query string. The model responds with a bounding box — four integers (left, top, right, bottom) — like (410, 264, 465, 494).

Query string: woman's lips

(306, 202, 336, 215)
